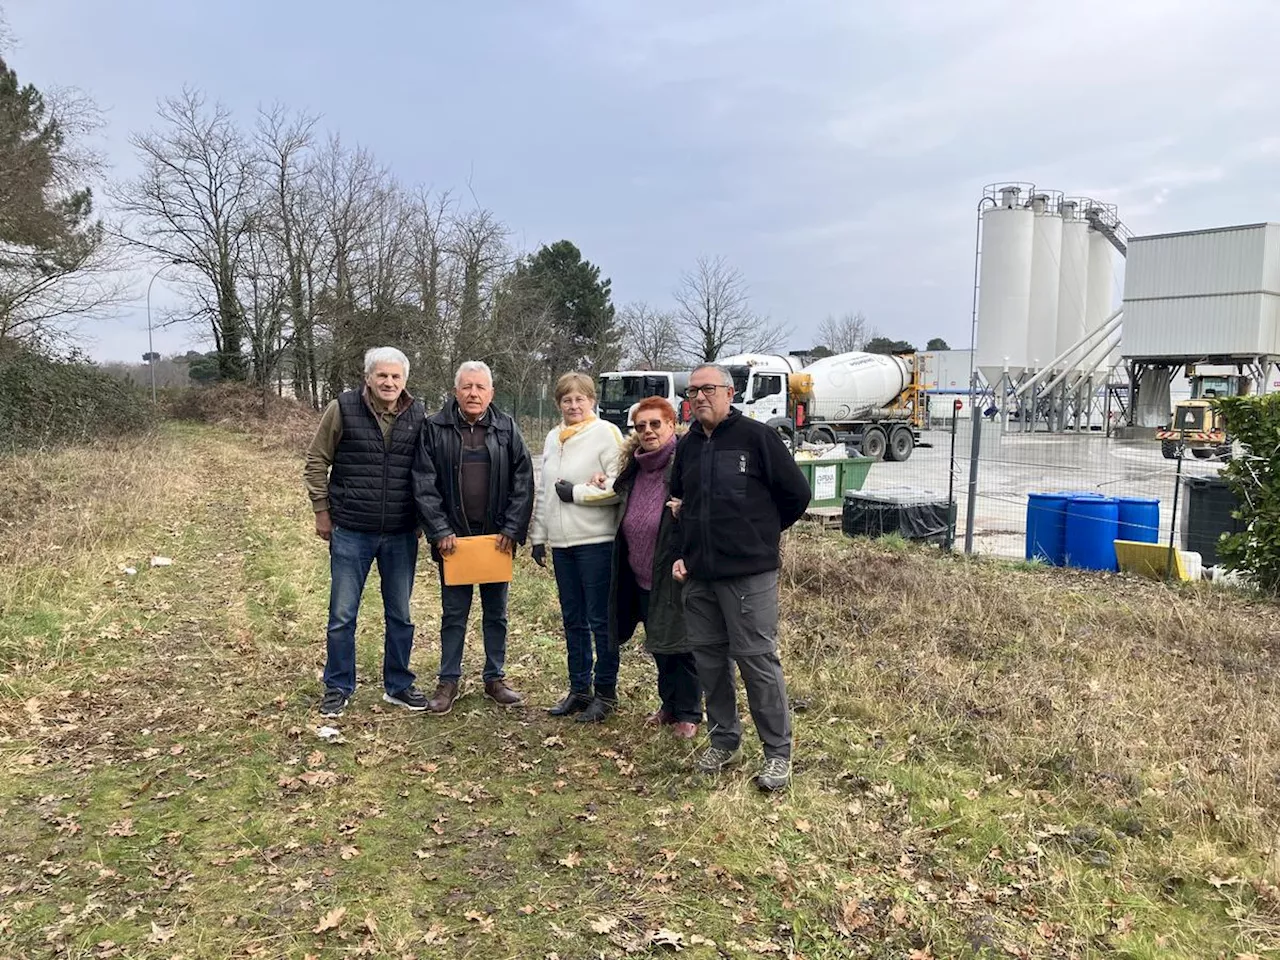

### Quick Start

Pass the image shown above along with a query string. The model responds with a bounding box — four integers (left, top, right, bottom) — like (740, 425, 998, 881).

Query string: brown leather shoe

(427, 680, 458, 715)
(484, 679, 524, 707)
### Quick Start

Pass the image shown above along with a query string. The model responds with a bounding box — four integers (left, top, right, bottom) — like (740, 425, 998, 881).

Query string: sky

(7, 0, 1280, 364)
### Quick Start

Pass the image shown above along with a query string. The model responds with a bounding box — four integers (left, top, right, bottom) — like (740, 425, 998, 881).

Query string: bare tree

(816, 310, 869, 354)
(255, 105, 324, 404)
(672, 255, 789, 361)
(115, 89, 258, 380)
(618, 300, 681, 369)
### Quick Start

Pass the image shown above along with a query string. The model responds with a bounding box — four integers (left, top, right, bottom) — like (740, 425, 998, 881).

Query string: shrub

(1215, 393, 1280, 593)
(0, 342, 156, 452)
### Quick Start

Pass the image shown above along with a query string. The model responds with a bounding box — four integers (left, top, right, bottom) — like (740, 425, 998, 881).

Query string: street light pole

(145, 260, 182, 404)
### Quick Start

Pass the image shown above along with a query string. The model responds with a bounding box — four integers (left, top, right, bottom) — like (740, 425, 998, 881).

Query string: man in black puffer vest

(304, 347, 428, 718)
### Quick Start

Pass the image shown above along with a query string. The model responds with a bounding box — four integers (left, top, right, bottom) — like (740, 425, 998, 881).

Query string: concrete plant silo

(1085, 211, 1116, 341)
(976, 185, 1034, 390)
(1026, 193, 1063, 372)
(1055, 200, 1090, 370)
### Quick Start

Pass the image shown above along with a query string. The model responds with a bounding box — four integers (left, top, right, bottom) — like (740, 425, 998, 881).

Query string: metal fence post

(1165, 425, 1186, 581)
(945, 400, 961, 551)
(964, 411, 983, 554)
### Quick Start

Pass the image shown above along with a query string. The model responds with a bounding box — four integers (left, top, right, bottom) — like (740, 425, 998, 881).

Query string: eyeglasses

(634, 419, 667, 432)
(683, 384, 730, 399)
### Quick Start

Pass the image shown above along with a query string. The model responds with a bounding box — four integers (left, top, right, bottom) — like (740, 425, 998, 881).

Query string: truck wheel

(774, 425, 795, 453)
(1160, 439, 1178, 460)
(1191, 448, 1214, 460)
(885, 428, 914, 462)
(806, 426, 837, 446)
(860, 427, 887, 461)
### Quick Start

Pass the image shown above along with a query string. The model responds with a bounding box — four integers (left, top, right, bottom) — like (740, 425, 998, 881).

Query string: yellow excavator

(1157, 369, 1249, 460)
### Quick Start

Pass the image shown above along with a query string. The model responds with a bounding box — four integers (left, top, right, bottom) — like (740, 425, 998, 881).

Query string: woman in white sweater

(530, 372, 625, 722)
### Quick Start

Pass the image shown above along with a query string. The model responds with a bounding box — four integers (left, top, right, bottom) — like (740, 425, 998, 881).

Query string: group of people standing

(304, 347, 811, 791)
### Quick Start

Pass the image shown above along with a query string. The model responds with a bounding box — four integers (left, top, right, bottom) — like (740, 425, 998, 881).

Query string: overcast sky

(7, 0, 1280, 363)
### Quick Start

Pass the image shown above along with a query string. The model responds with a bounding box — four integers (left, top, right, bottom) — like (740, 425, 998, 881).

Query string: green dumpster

(794, 456, 874, 508)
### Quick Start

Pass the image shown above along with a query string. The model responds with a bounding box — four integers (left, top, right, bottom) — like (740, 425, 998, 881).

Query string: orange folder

(440, 534, 515, 586)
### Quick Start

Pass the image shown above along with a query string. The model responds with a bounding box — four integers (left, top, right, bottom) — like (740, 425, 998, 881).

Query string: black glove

(531, 544, 547, 567)
(554, 479, 575, 503)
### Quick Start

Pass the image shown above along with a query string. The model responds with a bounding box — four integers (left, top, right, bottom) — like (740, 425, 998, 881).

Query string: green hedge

(1215, 393, 1280, 594)
(0, 344, 156, 451)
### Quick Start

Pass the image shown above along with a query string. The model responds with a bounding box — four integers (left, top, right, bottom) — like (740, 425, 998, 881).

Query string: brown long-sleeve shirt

(303, 388, 413, 513)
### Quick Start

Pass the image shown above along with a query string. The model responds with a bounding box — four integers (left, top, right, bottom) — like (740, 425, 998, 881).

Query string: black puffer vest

(329, 390, 425, 534)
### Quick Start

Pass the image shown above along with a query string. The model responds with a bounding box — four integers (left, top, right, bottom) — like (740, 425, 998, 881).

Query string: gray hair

(454, 360, 494, 388)
(691, 363, 734, 388)
(364, 346, 410, 379)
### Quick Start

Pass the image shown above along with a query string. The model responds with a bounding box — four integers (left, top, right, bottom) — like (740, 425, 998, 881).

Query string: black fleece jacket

(670, 409, 810, 581)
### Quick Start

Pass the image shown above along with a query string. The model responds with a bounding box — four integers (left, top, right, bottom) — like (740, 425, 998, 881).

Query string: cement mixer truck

(715, 351, 926, 461)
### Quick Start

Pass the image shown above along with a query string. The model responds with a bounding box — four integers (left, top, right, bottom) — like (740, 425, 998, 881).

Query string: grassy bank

(1, 422, 1278, 959)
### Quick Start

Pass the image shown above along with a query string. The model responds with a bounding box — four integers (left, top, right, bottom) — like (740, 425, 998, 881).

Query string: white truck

(595, 370, 690, 429)
(715, 351, 926, 461)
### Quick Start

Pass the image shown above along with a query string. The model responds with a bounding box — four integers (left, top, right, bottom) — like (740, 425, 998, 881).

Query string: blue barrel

(1026, 493, 1069, 565)
(1064, 496, 1120, 571)
(1117, 497, 1160, 544)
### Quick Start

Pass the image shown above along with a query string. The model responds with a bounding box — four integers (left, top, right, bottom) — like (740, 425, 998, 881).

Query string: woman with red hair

(605, 396, 702, 737)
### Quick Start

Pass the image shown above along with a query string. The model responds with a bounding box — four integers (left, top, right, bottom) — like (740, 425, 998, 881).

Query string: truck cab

(596, 371, 690, 429)
(724, 365, 790, 422)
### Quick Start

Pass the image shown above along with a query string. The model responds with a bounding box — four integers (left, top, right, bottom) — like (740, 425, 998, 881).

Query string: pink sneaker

(644, 709, 673, 727)
(670, 721, 698, 739)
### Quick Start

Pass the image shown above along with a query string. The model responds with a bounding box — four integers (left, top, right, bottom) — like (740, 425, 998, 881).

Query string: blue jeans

(552, 541, 618, 693)
(324, 525, 419, 697)
(438, 571, 510, 683)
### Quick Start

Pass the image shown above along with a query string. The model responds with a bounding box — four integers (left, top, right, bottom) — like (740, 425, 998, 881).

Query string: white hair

(454, 360, 494, 388)
(364, 347, 410, 379)
(691, 363, 734, 388)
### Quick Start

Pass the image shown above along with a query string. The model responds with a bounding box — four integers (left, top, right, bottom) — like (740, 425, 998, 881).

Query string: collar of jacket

(693, 406, 742, 439)
(362, 384, 415, 416)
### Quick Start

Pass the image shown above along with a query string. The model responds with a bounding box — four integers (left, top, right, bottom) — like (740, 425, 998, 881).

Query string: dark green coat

(607, 439, 687, 654)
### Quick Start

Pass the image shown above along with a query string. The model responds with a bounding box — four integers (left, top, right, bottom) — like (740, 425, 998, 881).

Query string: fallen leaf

(518, 905, 536, 915)
(306, 750, 326, 768)
(313, 906, 346, 933)
(648, 928, 684, 950)
(590, 915, 620, 934)
(147, 922, 174, 944)
(558, 851, 583, 868)
(836, 899, 873, 936)
(422, 923, 448, 944)
(794, 818, 812, 833)
(106, 819, 136, 838)
(340, 845, 360, 861)
(291, 878, 313, 892)
(465, 910, 495, 933)
(361, 913, 378, 935)
(543, 735, 565, 749)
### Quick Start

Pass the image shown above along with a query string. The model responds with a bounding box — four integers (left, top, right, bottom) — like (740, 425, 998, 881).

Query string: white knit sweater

(530, 418, 624, 548)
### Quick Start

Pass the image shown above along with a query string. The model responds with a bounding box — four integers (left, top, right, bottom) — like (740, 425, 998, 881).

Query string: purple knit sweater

(620, 438, 676, 590)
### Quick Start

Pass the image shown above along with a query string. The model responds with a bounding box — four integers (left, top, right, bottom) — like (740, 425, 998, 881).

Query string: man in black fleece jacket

(670, 363, 810, 791)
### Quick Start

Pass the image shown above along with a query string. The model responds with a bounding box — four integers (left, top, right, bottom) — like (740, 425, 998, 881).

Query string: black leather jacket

(412, 399, 534, 551)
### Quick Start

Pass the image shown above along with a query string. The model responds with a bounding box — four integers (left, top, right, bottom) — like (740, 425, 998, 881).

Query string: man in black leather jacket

(413, 360, 534, 714)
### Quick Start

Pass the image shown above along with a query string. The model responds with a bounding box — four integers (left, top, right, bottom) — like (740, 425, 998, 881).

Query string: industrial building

(970, 182, 1278, 440)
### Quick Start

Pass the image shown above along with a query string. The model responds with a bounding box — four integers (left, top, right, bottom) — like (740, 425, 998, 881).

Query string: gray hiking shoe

(694, 746, 742, 774)
(755, 757, 791, 792)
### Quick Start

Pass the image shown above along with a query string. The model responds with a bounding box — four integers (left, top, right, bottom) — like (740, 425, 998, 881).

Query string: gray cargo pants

(682, 569, 791, 761)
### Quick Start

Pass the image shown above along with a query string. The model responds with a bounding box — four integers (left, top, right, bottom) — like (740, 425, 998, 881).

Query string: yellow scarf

(558, 413, 598, 444)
